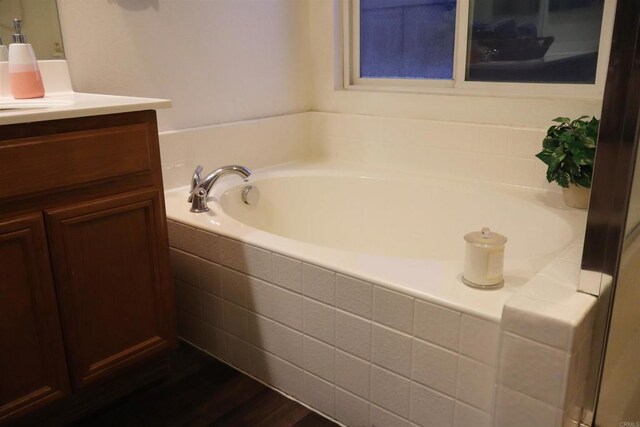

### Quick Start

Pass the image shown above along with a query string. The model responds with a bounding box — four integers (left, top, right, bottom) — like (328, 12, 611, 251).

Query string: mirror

(0, 0, 64, 60)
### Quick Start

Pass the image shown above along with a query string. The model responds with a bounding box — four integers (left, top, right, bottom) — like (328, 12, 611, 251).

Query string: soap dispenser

(8, 18, 44, 99)
(0, 37, 7, 62)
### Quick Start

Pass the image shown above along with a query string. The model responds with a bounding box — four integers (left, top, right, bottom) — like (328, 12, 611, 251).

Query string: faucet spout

(189, 165, 252, 213)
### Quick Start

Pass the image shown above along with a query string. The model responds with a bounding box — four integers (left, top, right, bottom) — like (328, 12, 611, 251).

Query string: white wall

(56, 0, 606, 131)
(56, 0, 311, 132)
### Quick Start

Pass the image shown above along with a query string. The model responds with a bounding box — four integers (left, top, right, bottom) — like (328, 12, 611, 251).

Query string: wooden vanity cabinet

(0, 111, 176, 425)
(0, 213, 71, 422)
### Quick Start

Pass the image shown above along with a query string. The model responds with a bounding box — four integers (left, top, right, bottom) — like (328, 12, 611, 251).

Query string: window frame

(343, 0, 617, 100)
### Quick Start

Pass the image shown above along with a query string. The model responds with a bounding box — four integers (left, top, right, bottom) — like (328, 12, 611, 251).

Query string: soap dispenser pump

(8, 18, 45, 99)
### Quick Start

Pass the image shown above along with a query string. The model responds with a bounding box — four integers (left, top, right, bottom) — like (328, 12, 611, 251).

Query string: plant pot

(562, 184, 590, 209)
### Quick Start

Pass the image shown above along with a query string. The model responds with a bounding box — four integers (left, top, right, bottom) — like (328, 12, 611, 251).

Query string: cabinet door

(46, 190, 175, 389)
(0, 213, 70, 424)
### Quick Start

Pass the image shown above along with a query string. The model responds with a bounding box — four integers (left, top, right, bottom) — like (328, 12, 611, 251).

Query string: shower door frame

(580, 0, 640, 424)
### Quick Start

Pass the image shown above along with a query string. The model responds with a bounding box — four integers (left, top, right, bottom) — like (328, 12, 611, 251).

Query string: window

(347, 0, 612, 94)
(360, 0, 457, 79)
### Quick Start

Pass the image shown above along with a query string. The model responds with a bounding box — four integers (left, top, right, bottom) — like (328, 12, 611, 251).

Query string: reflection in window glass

(466, 0, 604, 83)
(360, 0, 457, 80)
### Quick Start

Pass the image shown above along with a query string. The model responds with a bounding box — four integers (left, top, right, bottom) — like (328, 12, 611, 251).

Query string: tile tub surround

(158, 112, 311, 190)
(167, 220, 595, 427)
(159, 111, 563, 194)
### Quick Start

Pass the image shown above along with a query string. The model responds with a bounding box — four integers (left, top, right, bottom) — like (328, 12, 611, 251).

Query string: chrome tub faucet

(189, 165, 252, 213)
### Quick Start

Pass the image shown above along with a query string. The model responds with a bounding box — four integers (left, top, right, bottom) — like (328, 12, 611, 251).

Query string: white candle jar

(462, 227, 507, 289)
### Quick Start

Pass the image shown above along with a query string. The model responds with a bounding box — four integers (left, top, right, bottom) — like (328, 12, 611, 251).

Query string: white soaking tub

(165, 161, 591, 427)
(164, 162, 586, 321)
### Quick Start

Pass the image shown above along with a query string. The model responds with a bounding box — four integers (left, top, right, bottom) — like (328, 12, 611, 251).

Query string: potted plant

(535, 115, 599, 209)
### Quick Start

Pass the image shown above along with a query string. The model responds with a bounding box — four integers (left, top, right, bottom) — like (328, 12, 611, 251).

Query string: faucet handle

(188, 165, 204, 203)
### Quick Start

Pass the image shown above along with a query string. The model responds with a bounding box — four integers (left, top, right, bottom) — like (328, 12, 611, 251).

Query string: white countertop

(0, 61, 170, 125)
(0, 92, 171, 126)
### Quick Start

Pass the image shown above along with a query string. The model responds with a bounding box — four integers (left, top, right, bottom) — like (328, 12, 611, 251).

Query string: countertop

(0, 92, 171, 126)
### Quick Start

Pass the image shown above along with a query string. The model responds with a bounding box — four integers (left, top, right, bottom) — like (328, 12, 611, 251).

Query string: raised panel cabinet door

(45, 190, 176, 389)
(0, 213, 70, 425)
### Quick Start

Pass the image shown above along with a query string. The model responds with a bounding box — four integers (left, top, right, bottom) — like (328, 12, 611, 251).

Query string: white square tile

(246, 277, 275, 318)
(220, 267, 249, 307)
(370, 366, 411, 418)
(559, 244, 584, 264)
(170, 248, 200, 286)
(371, 404, 410, 427)
(336, 387, 370, 427)
(502, 295, 576, 350)
(499, 333, 570, 407)
(336, 274, 373, 319)
(456, 356, 496, 412)
(248, 277, 303, 330)
(335, 350, 371, 399)
(533, 161, 562, 192)
(250, 347, 304, 399)
(577, 333, 593, 387)
(563, 351, 581, 404)
(167, 220, 195, 252)
(201, 293, 224, 328)
(336, 309, 372, 360)
(176, 279, 202, 319)
(473, 125, 510, 155)
(243, 244, 272, 281)
(460, 315, 500, 366)
(503, 158, 536, 188)
(506, 127, 544, 159)
(494, 386, 562, 427)
(414, 300, 461, 351)
(518, 275, 579, 305)
(303, 263, 336, 305)
(226, 333, 251, 372)
(466, 152, 506, 183)
(453, 402, 491, 427)
(412, 338, 458, 396)
(304, 336, 335, 382)
(178, 311, 205, 348)
(202, 323, 226, 359)
(373, 287, 414, 334)
(540, 259, 581, 286)
(409, 381, 455, 427)
(222, 301, 249, 341)
(272, 252, 302, 293)
(248, 313, 303, 367)
(198, 260, 222, 296)
(303, 298, 335, 345)
(190, 229, 220, 263)
(304, 373, 335, 417)
(218, 237, 245, 272)
(372, 324, 412, 378)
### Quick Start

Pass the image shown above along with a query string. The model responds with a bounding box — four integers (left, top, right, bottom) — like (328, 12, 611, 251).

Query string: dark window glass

(360, 0, 457, 80)
(466, 0, 604, 83)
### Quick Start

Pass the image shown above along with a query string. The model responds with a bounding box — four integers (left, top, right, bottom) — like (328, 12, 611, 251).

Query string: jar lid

(464, 227, 507, 247)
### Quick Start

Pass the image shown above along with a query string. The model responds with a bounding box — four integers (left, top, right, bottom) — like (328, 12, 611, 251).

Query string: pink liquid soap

(10, 70, 45, 99)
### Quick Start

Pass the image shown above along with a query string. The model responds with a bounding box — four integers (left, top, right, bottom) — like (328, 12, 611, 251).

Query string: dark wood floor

(72, 343, 337, 427)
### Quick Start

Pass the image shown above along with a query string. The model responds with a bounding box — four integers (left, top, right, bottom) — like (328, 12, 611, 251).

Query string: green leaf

(575, 174, 591, 188)
(557, 171, 571, 188)
(539, 115, 599, 186)
(571, 115, 590, 125)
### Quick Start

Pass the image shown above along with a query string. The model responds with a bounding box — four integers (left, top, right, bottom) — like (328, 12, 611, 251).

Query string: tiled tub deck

(168, 220, 595, 427)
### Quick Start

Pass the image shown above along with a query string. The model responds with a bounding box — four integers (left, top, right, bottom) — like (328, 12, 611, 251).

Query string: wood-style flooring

(73, 343, 338, 427)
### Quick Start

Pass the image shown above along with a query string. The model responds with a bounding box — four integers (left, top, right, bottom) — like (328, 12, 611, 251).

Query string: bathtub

(165, 162, 586, 322)
(165, 161, 590, 426)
